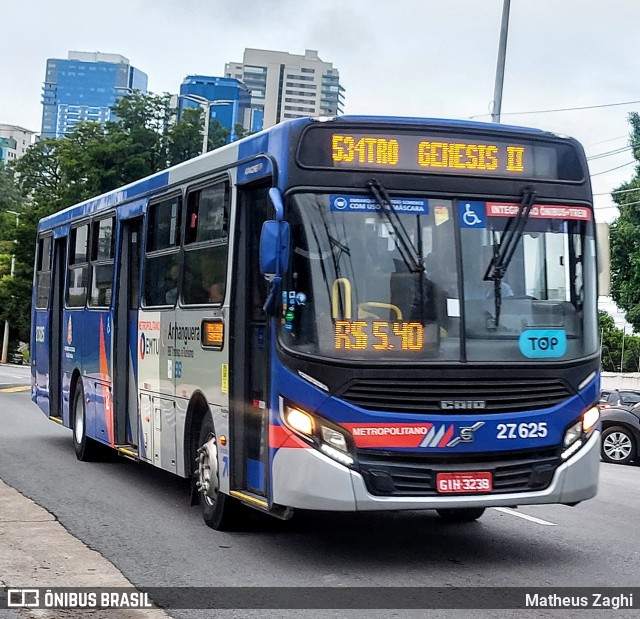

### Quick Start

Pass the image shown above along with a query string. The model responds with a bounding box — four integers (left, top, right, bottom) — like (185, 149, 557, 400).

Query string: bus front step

(229, 490, 269, 511)
(116, 445, 139, 461)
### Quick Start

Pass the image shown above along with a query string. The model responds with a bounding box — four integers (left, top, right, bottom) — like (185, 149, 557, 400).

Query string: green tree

(233, 123, 251, 141)
(102, 91, 174, 182)
(600, 311, 622, 371)
(206, 119, 231, 152)
(2, 91, 209, 344)
(599, 310, 640, 372)
(609, 112, 640, 331)
(0, 166, 30, 343)
(168, 107, 204, 165)
(0, 166, 24, 277)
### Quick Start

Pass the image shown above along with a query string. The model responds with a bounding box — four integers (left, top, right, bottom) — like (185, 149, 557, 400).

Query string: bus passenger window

(89, 216, 115, 308)
(35, 235, 52, 309)
(143, 195, 182, 307)
(67, 224, 89, 308)
(182, 180, 229, 306)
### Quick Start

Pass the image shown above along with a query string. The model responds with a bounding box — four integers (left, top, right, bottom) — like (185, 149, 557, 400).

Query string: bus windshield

(279, 192, 598, 363)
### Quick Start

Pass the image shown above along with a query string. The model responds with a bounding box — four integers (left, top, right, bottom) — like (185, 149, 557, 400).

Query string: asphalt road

(1, 364, 639, 618)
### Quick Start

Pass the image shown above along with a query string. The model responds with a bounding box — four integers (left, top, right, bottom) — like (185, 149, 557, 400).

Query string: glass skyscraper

(41, 51, 148, 139)
(178, 76, 251, 143)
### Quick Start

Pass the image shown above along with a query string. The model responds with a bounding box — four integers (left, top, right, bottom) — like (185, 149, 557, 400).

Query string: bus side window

(88, 216, 115, 308)
(143, 195, 182, 307)
(182, 180, 229, 306)
(66, 223, 90, 308)
(35, 235, 52, 309)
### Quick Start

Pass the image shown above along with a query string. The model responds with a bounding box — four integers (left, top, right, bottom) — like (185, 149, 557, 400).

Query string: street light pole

(491, 0, 511, 123)
(229, 100, 238, 143)
(201, 104, 211, 154)
(178, 95, 235, 154)
(1, 210, 19, 365)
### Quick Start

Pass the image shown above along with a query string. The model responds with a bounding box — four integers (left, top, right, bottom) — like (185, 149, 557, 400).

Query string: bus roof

(37, 115, 574, 231)
(336, 115, 559, 138)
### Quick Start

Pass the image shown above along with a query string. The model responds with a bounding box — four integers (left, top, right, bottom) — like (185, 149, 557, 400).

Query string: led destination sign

(297, 127, 584, 181)
(332, 134, 527, 174)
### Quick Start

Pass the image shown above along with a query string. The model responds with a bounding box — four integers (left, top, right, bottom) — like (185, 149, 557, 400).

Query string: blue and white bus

(31, 116, 600, 529)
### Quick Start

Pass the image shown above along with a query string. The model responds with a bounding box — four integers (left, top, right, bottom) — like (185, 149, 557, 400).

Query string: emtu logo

(139, 333, 146, 359)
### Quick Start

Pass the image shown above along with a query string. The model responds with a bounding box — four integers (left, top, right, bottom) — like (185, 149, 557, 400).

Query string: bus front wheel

(436, 508, 485, 523)
(196, 413, 244, 530)
(72, 380, 100, 461)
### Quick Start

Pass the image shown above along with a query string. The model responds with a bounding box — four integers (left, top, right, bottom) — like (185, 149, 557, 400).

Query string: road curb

(0, 479, 170, 618)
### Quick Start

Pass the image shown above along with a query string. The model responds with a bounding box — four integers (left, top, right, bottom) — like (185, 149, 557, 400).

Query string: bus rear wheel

(72, 380, 100, 461)
(436, 508, 485, 523)
(196, 413, 244, 531)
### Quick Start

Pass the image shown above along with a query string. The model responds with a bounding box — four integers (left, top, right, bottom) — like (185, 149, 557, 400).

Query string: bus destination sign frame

(297, 126, 585, 182)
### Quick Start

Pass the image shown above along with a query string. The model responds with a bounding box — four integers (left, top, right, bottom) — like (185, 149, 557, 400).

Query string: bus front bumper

(271, 430, 600, 511)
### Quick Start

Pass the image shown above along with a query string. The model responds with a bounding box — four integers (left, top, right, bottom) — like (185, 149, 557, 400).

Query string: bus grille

(338, 377, 572, 413)
(357, 448, 560, 497)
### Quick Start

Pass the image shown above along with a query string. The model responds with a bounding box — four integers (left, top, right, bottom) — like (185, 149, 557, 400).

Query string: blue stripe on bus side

(39, 172, 169, 231)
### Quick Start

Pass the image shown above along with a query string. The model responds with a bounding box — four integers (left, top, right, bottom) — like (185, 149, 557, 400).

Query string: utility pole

(491, 0, 511, 123)
(1, 211, 19, 365)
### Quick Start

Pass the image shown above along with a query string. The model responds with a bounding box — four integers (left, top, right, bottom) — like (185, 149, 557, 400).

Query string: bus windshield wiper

(483, 186, 536, 329)
(367, 178, 424, 273)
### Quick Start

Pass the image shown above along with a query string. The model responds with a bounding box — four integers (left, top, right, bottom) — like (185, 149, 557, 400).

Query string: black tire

(436, 508, 485, 523)
(196, 413, 245, 530)
(72, 380, 100, 461)
(601, 425, 637, 465)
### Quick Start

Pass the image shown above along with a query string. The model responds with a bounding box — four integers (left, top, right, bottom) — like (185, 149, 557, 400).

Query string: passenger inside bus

(164, 263, 180, 305)
(207, 282, 224, 304)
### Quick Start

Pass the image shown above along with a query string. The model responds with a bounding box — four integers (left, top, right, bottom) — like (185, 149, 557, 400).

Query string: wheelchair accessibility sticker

(458, 201, 486, 228)
(519, 329, 567, 359)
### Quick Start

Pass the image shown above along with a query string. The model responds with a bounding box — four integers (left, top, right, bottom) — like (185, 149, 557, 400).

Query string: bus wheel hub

(196, 435, 219, 504)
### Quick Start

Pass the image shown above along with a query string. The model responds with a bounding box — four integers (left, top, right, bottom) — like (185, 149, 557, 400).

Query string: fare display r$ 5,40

(335, 320, 425, 352)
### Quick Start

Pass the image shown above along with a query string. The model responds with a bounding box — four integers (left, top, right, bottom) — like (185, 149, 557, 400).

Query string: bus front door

(114, 217, 142, 452)
(231, 184, 270, 499)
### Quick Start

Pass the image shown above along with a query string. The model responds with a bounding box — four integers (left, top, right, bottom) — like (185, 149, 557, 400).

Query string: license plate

(436, 471, 493, 494)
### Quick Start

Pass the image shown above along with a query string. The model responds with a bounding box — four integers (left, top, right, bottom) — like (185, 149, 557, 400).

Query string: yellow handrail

(358, 302, 403, 320)
(331, 278, 352, 319)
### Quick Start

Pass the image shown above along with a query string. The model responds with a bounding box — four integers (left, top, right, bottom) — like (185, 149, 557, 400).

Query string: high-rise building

(0, 137, 17, 166)
(0, 125, 36, 164)
(225, 49, 345, 131)
(178, 76, 251, 143)
(41, 51, 148, 139)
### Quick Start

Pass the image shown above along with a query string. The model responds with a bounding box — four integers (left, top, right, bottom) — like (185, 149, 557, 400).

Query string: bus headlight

(281, 401, 355, 467)
(561, 407, 599, 460)
(284, 406, 315, 436)
(563, 421, 582, 447)
(320, 426, 354, 466)
(321, 426, 348, 451)
(582, 406, 599, 433)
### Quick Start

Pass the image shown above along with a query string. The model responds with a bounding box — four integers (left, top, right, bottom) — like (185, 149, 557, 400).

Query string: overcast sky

(2, 0, 639, 221)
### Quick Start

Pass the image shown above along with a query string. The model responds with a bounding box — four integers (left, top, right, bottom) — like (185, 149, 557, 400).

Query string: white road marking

(493, 506, 556, 526)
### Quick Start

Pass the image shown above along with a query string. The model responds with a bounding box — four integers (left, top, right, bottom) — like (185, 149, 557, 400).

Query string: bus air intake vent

(357, 448, 560, 497)
(338, 377, 572, 413)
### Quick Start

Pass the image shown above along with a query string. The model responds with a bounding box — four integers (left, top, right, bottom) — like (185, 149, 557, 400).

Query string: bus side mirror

(259, 220, 290, 278)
